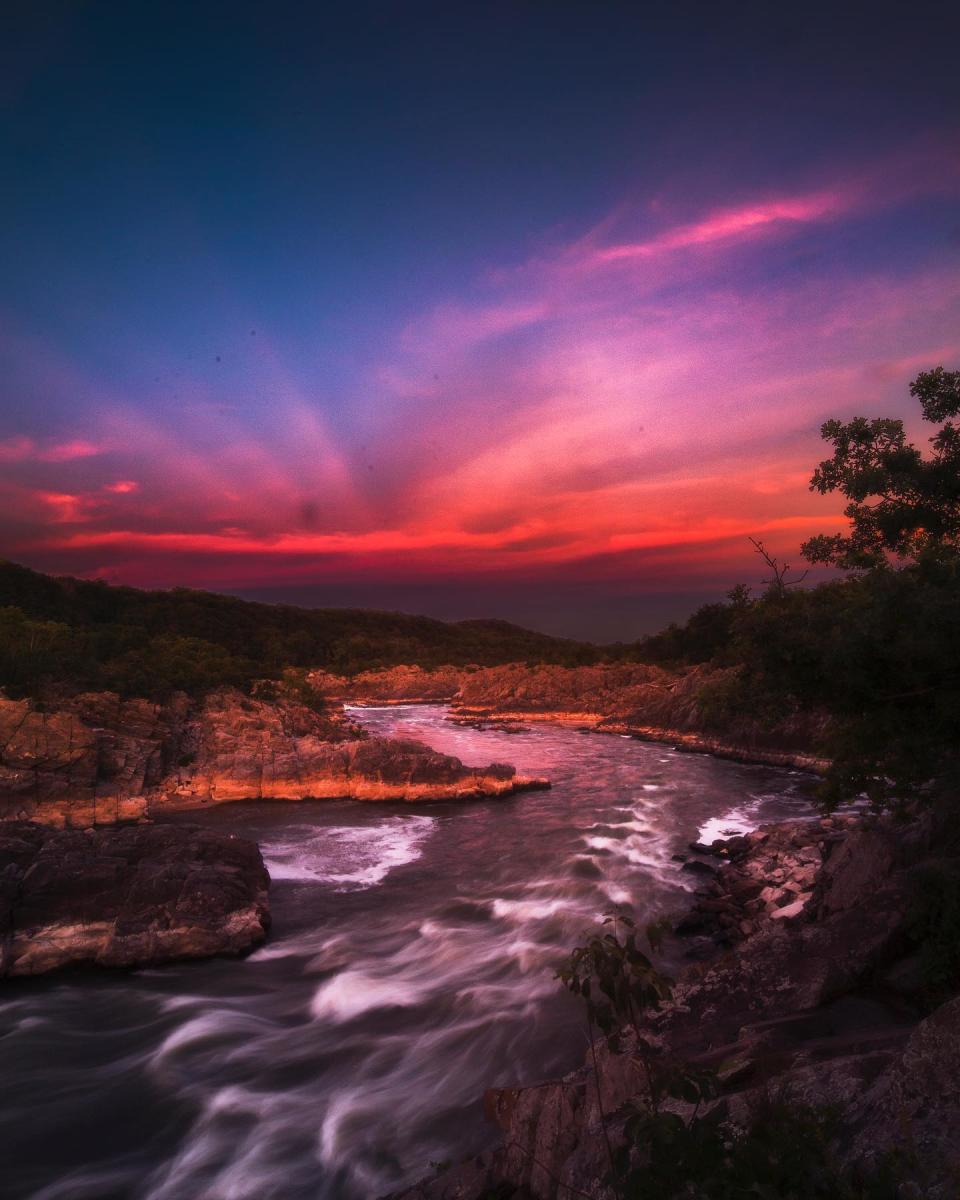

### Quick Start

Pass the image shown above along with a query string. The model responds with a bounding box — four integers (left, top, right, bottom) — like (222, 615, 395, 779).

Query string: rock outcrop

(0, 820, 270, 977)
(0, 688, 549, 828)
(308, 665, 468, 704)
(674, 816, 857, 948)
(451, 662, 829, 770)
(300, 660, 829, 769)
(389, 805, 960, 1199)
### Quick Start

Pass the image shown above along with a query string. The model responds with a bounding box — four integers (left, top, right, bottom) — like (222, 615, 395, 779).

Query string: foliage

(802, 366, 960, 570)
(557, 911, 677, 1051)
(557, 912, 719, 1190)
(634, 368, 960, 809)
(253, 667, 331, 714)
(0, 559, 604, 700)
(633, 596, 742, 668)
(0, 603, 257, 701)
(558, 915, 907, 1200)
(613, 1099, 904, 1200)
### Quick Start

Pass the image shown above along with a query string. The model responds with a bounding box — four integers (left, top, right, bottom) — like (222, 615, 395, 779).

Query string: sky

(2, 1, 960, 641)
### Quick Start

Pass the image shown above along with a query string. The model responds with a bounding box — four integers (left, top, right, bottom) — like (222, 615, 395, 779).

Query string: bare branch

(749, 538, 809, 598)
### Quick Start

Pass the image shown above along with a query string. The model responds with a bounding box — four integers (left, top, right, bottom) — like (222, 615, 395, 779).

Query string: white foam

(584, 835, 620, 853)
(491, 897, 570, 922)
(262, 815, 435, 891)
(152, 1010, 270, 1061)
(311, 969, 429, 1021)
(697, 805, 757, 845)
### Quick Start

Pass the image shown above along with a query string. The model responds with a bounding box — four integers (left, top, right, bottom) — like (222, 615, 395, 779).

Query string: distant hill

(0, 559, 607, 699)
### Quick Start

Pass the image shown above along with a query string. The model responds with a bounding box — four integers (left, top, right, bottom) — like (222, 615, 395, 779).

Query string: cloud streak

(3, 142, 960, 632)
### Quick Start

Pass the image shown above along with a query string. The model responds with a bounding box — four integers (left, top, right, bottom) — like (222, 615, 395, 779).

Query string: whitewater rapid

(0, 705, 819, 1200)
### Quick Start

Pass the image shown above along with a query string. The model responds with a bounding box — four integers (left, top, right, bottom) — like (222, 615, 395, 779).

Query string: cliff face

(452, 662, 829, 769)
(0, 688, 547, 828)
(0, 820, 270, 976)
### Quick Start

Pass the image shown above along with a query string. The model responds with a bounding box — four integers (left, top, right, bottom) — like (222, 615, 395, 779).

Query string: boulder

(0, 820, 270, 977)
(846, 996, 960, 1197)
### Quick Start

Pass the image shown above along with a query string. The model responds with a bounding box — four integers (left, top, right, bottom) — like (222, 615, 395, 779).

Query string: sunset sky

(3, 2, 960, 639)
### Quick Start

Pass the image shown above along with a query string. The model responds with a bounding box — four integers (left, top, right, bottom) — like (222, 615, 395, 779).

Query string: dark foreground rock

(0, 821, 270, 977)
(389, 805, 960, 1199)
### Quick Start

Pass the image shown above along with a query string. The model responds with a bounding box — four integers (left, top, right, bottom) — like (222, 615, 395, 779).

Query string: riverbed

(0, 705, 819, 1200)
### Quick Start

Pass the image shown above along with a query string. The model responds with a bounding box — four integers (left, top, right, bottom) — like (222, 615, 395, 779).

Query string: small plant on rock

(556, 910, 719, 1190)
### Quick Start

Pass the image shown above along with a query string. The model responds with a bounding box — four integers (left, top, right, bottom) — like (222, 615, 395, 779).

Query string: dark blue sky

(3, 2, 959, 639)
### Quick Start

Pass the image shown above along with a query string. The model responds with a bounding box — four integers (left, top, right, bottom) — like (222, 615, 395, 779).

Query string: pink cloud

(0, 435, 36, 463)
(0, 435, 104, 463)
(5, 142, 960, 608)
(589, 189, 848, 267)
(34, 491, 96, 523)
(37, 438, 103, 462)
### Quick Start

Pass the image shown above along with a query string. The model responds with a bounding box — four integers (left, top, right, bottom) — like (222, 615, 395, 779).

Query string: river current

(1, 706, 819, 1200)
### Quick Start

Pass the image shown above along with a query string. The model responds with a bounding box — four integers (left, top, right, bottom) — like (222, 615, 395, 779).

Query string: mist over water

(0, 707, 819, 1200)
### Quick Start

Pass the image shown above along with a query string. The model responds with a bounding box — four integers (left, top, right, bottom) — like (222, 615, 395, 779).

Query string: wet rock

(0, 820, 270, 977)
(392, 809, 960, 1200)
(680, 858, 717, 877)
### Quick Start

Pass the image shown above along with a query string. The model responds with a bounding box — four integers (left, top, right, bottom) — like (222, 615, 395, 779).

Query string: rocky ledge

(391, 803, 960, 1199)
(0, 688, 548, 828)
(0, 820, 270, 977)
(451, 662, 829, 771)
(279, 661, 830, 770)
(308, 664, 468, 705)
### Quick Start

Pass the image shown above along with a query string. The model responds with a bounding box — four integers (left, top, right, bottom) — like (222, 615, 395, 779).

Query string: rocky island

(0, 685, 549, 830)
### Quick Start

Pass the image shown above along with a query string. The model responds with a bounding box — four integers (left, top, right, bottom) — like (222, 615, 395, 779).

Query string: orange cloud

(4, 143, 960, 620)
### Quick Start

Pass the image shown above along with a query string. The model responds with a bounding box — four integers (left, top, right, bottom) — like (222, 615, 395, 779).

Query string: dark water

(0, 707, 819, 1200)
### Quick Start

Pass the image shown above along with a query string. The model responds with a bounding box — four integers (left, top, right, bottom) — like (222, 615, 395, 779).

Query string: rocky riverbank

(306, 662, 829, 770)
(0, 687, 548, 828)
(451, 662, 829, 771)
(308, 664, 469, 704)
(0, 820, 270, 977)
(391, 802, 960, 1199)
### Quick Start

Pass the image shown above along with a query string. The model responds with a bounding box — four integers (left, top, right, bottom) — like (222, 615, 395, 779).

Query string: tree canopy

(639, 367, 960, 810)
(802, 367, 960, 570)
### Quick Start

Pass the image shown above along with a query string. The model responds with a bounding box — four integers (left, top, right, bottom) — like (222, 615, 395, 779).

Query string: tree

(680, 368, 960, 811)
(802, 367, 960, 570)
(748, 537, 808, 599)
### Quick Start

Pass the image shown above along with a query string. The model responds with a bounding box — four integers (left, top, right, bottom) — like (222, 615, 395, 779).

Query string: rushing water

(1, 706, 820, 1200)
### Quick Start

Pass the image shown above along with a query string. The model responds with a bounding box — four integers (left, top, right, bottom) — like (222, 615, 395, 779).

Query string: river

(1, 705, 820, 1200)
